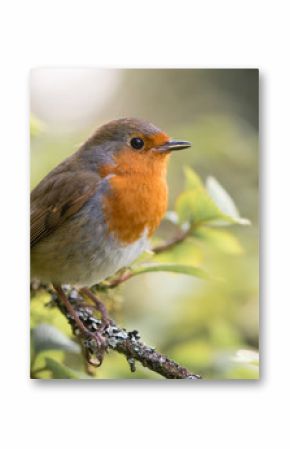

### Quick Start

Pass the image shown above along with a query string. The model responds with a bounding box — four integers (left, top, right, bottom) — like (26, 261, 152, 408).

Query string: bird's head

(80, 118, 191, 176)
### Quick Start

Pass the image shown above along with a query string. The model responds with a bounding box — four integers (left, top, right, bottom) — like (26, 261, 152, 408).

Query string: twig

(152, 229, 191, 254)
(31, 225, 200, 380)
(39, 286, 201, 380)
(102, 270, 134, 289)
(99, 229, 191, 290)
(109, 328, 201, 379)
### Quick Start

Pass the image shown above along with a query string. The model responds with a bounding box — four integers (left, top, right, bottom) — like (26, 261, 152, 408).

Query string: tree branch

(152, 229, 191, 254)
(105, 325, 201, 379)
(38, 285, 201, 380)
(31, 225, 200, 380)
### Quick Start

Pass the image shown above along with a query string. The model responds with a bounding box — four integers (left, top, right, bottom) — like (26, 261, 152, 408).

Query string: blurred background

(30, 69, 259, 379)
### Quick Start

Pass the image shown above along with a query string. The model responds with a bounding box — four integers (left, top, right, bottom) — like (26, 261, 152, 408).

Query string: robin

(31, 118, 191, 340)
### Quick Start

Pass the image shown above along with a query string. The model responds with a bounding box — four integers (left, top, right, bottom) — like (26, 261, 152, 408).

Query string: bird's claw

(80, 326, 108, 367)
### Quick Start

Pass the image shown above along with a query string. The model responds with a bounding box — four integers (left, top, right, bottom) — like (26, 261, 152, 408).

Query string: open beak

(156, 139, 191, 153)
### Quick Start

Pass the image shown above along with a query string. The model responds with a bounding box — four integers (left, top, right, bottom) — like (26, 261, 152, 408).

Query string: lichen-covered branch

(31, 226, 202, 379)
(108, 328, 201, 379)
(40, 285, 201, 380)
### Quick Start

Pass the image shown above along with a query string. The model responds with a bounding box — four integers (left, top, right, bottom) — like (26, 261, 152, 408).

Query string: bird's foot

(53, 284, 108, 366)
(79, 287, 112, 330)
(80, 330, 107, 367)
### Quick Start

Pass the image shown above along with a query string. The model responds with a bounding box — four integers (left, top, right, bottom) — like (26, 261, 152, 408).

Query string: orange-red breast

(31, 118, 191, 287)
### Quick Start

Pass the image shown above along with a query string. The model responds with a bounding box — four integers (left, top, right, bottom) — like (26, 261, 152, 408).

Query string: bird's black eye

(130, 137, 144, 150)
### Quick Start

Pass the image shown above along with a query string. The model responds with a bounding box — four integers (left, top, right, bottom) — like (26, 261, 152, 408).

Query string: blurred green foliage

(31, 166, 258, 379)
(30, 69, 259, 380)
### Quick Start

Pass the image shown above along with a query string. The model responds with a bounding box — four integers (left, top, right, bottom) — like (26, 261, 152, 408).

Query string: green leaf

(153, 238, 204, 265)
(195, 227, 243, 254)
(131, 263, 210, 279)
(44, 357, 90, 379)
(206, 176, 250, 225)
(176, 188, 232, 225)
(32, 324, 81, 355)
(176, 167, 250, 227)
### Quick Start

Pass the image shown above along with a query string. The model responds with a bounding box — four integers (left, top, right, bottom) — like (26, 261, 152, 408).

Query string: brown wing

(31, 169, 100, 248)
